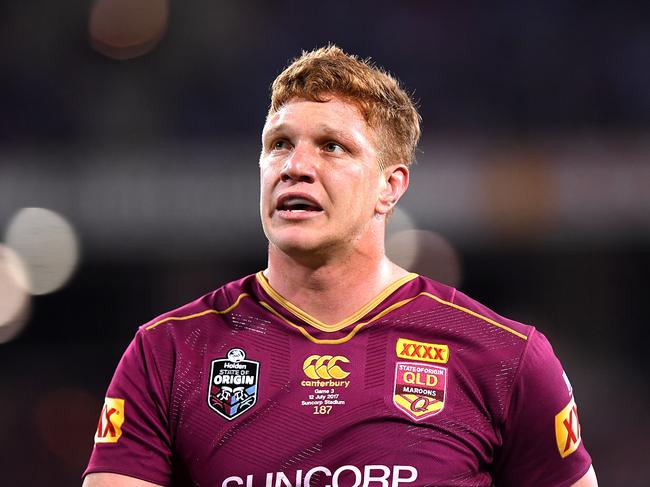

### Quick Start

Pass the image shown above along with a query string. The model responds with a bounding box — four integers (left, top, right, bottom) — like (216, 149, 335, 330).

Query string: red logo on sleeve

(94, 397, 125, 444)
(555, 396, 581, 458)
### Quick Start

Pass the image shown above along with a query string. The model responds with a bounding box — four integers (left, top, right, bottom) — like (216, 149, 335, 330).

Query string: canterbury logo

(303, 355, 350, 380)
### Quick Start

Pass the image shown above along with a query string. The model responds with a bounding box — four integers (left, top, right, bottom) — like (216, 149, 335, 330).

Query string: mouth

(276, 194, 323, 214)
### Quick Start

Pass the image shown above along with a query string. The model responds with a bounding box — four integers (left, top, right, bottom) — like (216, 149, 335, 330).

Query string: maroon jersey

(85, 272, 592, 486)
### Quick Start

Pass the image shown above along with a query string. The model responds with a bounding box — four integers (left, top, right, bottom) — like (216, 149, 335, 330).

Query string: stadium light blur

(89, 0, 169, 60)
(0, 245, 31, 344)
(386, 206, 462, 287)
(387, 229, 462, 288)
(386, 207, 418, 270)
(4, 207, 80, 296)
(386, 206, 416, 240)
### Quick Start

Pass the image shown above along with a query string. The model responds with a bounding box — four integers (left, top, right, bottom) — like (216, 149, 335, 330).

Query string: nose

(280, 144, 316, 183)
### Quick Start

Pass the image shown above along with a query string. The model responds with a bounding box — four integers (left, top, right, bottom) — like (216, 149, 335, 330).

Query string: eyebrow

(262, 123, 359, 145)
(316, 125, 356, 142)
(261, 123, 289, 141)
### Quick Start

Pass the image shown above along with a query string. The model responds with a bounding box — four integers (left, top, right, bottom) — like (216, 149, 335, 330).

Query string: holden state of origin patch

(207, 348, 259, 421)
(393, 361, 447, 421)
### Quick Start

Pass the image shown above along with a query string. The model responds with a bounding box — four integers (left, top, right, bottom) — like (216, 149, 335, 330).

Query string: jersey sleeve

(83, 328, 173, 485)
(493, 329, 592, 487)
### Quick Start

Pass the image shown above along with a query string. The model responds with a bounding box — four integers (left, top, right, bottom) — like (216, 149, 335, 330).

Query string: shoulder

(419, 277, 570, 406)
(137, 273, 258, 337)
(412, 275, 534, 343)
(404, 276, 539, 404)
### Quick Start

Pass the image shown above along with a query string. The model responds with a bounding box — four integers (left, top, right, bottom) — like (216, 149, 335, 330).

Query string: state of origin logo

(208, 348, 260, 420)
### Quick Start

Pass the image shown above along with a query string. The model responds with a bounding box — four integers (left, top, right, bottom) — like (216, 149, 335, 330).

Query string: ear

(375, 164, 410, 216)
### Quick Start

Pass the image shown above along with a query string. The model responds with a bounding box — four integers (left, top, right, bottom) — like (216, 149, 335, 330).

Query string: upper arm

(493, 331, 593, 486)
(82, 472, 164, 487)
(570, 465, 598, 487)
(83, 330, 173, 484)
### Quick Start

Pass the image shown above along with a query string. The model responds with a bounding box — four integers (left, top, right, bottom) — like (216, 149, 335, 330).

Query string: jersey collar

(255, 270, 418, 333)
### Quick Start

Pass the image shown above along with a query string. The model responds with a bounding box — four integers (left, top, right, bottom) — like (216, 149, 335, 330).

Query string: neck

(265, 240, 409, 325)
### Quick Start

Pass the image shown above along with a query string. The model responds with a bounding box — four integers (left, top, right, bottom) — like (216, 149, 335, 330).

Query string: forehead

(262, 95, 373, 141)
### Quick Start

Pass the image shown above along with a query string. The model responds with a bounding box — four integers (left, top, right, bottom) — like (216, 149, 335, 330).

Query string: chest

(167, 320, 513, 487)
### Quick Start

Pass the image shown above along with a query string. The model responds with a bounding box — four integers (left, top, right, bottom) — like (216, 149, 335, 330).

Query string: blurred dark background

(1, 1, 649, 485)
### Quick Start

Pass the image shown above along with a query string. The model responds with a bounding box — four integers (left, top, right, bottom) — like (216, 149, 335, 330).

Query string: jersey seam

(139, 329, 175, 452)
(418, 292, 528, 340)
(143, 293, 250, 332)
(492, 327, 536, 481)
(500, 326, 536, 425)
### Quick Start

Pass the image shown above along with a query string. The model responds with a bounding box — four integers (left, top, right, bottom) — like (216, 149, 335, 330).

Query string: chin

(273, 237, 325, 256)
(268, 229, 337, 259)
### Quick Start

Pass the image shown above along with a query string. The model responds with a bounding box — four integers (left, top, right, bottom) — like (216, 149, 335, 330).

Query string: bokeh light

(386, 206, 417, 272)
(89, 0, 169, 60)
(386, 206, 462, 287)
(482, 149, 556, 241)
(386, 206, 417, 241)
(387, 229, 463, 288)
(4, 207, 80, 296)
(0, 245, 31, 344)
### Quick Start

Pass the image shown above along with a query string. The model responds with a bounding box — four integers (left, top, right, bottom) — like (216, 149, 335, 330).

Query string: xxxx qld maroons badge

(207, 348, 260, 421)
(393, 362, 447, 421)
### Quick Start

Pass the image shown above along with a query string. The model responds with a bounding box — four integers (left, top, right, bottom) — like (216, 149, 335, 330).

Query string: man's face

(259, 95, 385, 257)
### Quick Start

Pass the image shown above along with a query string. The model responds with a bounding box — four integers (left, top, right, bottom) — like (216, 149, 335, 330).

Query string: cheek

(337, 177, 377, 216)
(259, 168, 274, 195)
(259, 178, 274, 216)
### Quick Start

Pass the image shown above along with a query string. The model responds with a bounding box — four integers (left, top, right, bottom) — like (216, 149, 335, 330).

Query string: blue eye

(324, 142, 344, 153)
(273, 140, 290, 150)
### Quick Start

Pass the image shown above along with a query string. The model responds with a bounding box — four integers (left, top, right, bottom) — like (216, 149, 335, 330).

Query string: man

(83, 46, 597, 487)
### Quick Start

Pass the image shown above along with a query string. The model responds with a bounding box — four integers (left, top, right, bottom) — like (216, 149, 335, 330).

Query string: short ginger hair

(268, 45, 421, 169)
